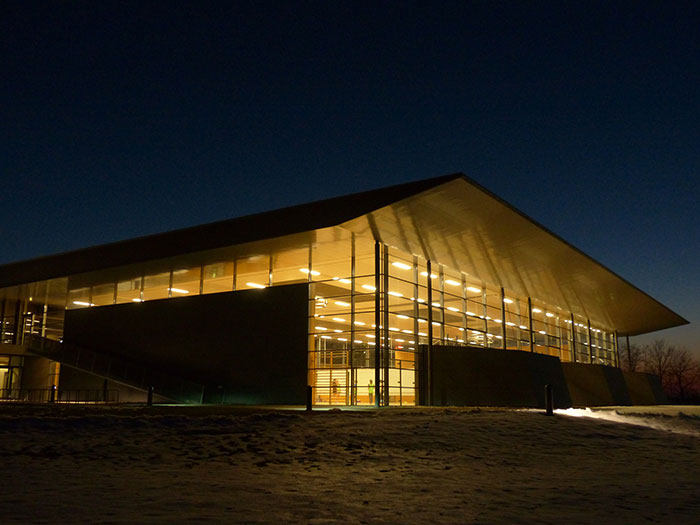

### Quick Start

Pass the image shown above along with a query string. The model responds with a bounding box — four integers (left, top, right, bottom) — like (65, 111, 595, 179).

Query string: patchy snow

(0, 405, 698, 523)
(555, 406, 700, 437)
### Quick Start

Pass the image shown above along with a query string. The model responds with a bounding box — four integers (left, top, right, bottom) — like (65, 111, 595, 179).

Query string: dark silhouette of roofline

(0, 173, 462, 288)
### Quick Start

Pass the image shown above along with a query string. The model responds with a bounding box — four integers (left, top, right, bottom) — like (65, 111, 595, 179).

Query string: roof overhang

(340, 176, 687, 336)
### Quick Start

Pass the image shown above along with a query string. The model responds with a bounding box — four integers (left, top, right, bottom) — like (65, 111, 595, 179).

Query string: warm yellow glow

(445, 279, 460, 286)
(72, 301, 93, 307)
(503, 298, 513, 304)
(538, 330, 546, 334)
(299, 268, 320, 276)
(388, 291, 403, 297)
(532, 308, 542, 313)
(545, 312, 555, 318)
(332, 277, 352, 284)
(519, 325, 527, 329)
(447, 306, 459, 312)
(396, 314, 410, 319)
(337, 337, 347, 341)
(467, 286, 481, 293)
(417, 318, 427, 323)
(362, 284, 376, 291)
(392, 261, 412, 270)
(246, 282, 266, 289)
(321, 335, 331, 339)
(466, 311, 476, 316)
(315, 326, 327, 330)
(420, 271, 437, 279)
(131, 298, 143, 303)
(332, 317, 345, 323)
(334, 300, 350, 307)
(169, 288, 189, 294)
(354, 321, 365, 326)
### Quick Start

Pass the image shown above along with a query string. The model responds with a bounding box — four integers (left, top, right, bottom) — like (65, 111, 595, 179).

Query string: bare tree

(643, 339, 674, 388)
(667, 347, 700, 401)
(622, 343, 645, 372)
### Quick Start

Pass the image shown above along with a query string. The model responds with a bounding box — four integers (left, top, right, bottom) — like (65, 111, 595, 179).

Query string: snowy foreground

(1, 405, 698, 524)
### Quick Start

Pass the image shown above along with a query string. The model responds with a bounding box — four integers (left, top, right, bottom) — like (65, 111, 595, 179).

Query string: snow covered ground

(1, 404, 698, 524)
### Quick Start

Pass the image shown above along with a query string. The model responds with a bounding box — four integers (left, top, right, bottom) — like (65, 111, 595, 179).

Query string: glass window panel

(116, 277, 142, 304)
(171, 266, 201, 297)
(202, 262, 233, 294)
(67, 287, 91, 309)
(236, 255, 270, 290)
(272, 247, 309, 286)
(91, 283, 114, 306)
(143, 271, 170, 301)
(311, 229, 351, 282)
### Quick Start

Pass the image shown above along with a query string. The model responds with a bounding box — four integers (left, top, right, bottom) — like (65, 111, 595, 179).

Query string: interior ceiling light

(72, 301, 93, 306)
(503, 298, 513, 304)
(396, 314, 410, 319)
(467, 286, 481, 293)
(420, 271, 437, 279)
(332, 317, 345, 323)
(246, 282, 265, 289)
(169, 288, 189, 294)
(545, 312, 555, 318)
(392, 261, 412, 270)
(334, 300, 350, 307)
(447, 306, 460, 312)
(362, 284, 376, 291)
(299, 268, 320, 276)
(354, 321, 365, 326)
(338, 278, 351, 284)
(532, 308, 542, 313)
(445, 279, 460, 286)
(388, 291, 403, 297)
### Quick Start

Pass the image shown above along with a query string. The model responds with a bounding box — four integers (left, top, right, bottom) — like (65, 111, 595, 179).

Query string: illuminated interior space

(0, 174, 687, 406)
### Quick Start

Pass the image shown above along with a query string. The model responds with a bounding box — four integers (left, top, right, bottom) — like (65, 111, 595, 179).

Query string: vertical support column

(168, 270, 174, 298)
(232, 259, 238, 291)
(112, 282, 118, 305)
(199, 264, 204, 295)
(382, 244, 390, 406)
(426, 259, 433, 406)
(587, 319, 594, 364)
(500, 287, 507, 350)
(614, 331, 620, 368)
(268, 254, 273, 287)
(12, 300, 21, 345)
(0, 299, 6, 344)
(570, 313, 577, 363)
(349, 234, 356, 405)
(139, 273, 145, 302)
(374, 241, 381, 408)
(527, 297, 534, 352)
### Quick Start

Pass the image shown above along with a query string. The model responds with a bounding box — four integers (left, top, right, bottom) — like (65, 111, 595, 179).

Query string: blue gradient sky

(2, 2, 698, 356)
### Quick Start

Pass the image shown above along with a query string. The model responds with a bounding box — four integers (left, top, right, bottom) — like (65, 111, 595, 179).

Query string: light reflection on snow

(554, 407, 700, 437)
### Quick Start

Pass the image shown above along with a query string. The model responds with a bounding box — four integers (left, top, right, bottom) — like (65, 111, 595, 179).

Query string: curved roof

(0, 173, 687, 336)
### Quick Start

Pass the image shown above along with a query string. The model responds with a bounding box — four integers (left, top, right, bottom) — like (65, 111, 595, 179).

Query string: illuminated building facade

(0, 174, 687, 406)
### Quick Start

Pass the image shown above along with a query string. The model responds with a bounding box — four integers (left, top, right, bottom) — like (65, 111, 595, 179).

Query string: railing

(24, 335, 204, 404)
(0, 388, 120, 403)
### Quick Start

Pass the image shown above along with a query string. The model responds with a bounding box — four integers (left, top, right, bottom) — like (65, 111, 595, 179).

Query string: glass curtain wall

(4, 224, 620, 406)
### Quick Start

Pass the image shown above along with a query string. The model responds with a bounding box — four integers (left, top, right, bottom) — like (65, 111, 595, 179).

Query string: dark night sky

(1, 1, 698, 355)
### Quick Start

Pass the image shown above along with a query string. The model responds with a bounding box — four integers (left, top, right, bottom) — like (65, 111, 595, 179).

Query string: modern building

(0, 174, 688, 407)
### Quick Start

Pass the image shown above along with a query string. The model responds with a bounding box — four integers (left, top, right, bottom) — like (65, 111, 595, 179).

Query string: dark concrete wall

(561, 363, 632, 407)
(430, 346, 572, 408)
(622, 371, 667, 405)
(63, 284, 309, 404)
(20, 356, 54, 390)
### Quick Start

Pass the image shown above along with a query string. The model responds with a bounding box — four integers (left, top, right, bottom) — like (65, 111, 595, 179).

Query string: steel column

(374, 241, 381, 408)
(500, 287, 507, 350)
(426, 259, 433, 406)
(527, 297, 534, 352)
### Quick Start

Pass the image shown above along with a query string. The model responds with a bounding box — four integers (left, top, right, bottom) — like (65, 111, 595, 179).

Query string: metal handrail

(0, 387, 120, 403)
